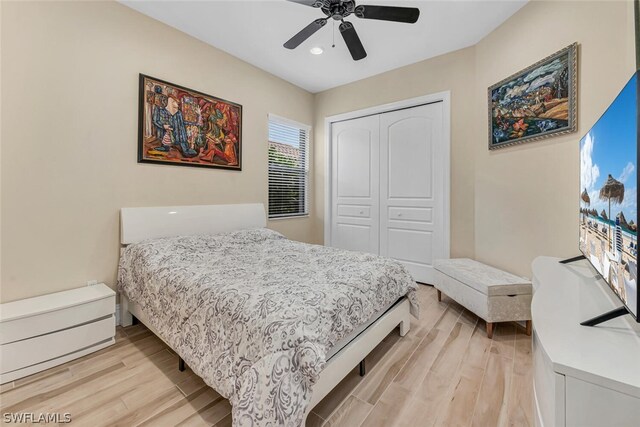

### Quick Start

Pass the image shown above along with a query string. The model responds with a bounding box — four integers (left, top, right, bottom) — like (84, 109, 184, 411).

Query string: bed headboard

(120, 203, 266, 245)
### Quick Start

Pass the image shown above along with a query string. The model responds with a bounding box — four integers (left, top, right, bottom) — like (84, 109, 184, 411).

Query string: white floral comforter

(118, 228, 418, 426)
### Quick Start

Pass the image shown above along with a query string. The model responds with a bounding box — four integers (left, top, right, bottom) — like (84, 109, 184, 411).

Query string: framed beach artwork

(138, 74, 242, 170)
(488, 43, 578, 150)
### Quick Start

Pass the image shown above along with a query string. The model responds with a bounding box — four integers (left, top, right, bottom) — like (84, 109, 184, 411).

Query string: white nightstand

(0, 283, 116, 384)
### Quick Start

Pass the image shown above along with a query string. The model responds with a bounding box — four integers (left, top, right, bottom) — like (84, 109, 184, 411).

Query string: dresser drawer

(1, 315, 115, 373)
(1, 295, 115, 344)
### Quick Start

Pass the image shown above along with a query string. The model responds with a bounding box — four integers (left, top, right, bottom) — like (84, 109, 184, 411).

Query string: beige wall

(472, 0, 635, 277)
(1, 1, 637, 303)
(313, 47, 478, 258)
(314, 1, 636, 278)
(0, 1, 315, 302)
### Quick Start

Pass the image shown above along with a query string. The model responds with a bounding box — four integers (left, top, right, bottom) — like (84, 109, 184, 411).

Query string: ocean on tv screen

(579, 73, 638, 317)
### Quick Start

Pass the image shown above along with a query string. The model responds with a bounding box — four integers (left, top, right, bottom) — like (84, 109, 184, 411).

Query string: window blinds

(268, 116, 310, 219)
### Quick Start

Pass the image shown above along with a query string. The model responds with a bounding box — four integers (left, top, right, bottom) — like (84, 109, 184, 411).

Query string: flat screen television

(579, 70, 639, 323)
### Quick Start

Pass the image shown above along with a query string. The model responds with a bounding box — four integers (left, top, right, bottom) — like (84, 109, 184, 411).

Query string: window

(268, 115, 310, 219)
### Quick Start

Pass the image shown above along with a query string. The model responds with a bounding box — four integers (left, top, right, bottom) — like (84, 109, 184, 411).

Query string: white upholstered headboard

(120, 203, 266, 245)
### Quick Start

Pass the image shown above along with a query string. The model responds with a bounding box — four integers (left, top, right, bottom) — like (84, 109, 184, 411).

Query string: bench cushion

(433, 258, 531, 297)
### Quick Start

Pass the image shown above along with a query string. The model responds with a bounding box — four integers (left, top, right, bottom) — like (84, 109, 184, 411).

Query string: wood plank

(437, 366, 486, 427)
(306, 411, 325, 427)
(399, 320, 476, 426)
(460, 321, 494, 371)
(507, 334, 533, 426)
(489, 322, 517, 360)
(110, 387, 186, 427)
(352, 334, 417, 405)
(1, 363, 125, 413)
(137, 386, 222, 426)
(324, 395, 372, 427)
(436, 322, 494, 426)
(176, 373, 208, 397)
(11, 364, 70, 388)
(214, 413, 233, 427)
(311, 338, 393, 420)
(359, 382, 413, 427)
(0, 285, 533, 427)
(470, 352, 513, 427)
(392, 304, 461, 391)
(0, 382, 14, 393)
(0, 369, 75, 408)
(26, 351, 175, 415)
(67, 398, 129, 427)
(175, 394, 232, 427)
(51, 353, 179, 422)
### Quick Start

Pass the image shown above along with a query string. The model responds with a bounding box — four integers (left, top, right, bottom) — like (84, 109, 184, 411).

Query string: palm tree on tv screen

(581, 188, 590, 243)
(599, 174, 625, 251)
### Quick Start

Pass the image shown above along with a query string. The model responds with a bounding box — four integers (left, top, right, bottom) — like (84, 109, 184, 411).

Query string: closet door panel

(331, 115, 380, 254)
(387, 120, 433, 200)
(336, 131, 372, 198)
(334, 223, 373, 253)
(380, 103, 444, 283)
(387, 229, 433, 265)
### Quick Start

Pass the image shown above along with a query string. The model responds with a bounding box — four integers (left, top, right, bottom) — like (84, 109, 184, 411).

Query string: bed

(118, 203, 418, 426)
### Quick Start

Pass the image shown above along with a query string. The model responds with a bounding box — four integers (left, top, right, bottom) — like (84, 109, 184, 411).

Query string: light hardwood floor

(0, 284, 533, 426)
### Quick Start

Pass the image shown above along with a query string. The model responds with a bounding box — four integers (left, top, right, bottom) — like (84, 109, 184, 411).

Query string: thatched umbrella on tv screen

(599, 174, 625, 251)
(581, 188, 590, 241)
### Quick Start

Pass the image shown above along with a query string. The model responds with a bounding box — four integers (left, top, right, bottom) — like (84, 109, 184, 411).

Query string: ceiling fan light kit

(284, 0, 420, 61)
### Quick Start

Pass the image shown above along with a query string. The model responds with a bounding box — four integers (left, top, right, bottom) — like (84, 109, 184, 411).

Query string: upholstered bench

(433, 258, 532, 338)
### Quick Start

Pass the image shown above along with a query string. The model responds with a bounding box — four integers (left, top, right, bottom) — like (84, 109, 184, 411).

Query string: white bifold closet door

(331, 115, 380, 254)
(330, 102, 445, 284)
(379, 103, 444, 283)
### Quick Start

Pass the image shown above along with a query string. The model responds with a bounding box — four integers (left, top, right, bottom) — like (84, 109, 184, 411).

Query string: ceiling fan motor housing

(321, 0, 356, 20)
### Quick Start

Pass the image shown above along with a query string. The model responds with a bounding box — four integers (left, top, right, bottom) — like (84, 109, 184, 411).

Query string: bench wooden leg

(486, 322, 494, 339)
(526, 320, 532, 336)
(437, 290, 442, 302)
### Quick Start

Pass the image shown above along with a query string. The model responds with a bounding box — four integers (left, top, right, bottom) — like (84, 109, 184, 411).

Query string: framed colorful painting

(488, 43, 578, 150)
(138, 74, 242, 170)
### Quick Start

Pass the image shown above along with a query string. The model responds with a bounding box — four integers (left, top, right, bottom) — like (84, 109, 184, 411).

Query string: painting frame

(138, 74, 243, 170)
(488, 42, 578, 150)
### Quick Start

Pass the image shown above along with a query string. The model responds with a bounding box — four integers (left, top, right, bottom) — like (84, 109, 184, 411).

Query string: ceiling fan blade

(354, 5, 420, 24)
(284, 18, 327, 49)
(339, 21, 367, 61)
(286, 0, 326, 8)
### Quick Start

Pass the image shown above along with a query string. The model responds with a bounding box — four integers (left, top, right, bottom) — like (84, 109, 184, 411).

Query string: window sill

(268, 214, 310, 221)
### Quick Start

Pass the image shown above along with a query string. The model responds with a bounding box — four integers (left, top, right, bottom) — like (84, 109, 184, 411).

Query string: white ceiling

(122, 0, 527, 93)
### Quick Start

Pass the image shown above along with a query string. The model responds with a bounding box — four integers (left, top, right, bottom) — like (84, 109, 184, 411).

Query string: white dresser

(532, 257, 640, 427)
(0, 284, 116, 384)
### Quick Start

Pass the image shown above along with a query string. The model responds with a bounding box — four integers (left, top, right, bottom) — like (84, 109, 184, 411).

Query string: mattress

(118, 228, 418, 426)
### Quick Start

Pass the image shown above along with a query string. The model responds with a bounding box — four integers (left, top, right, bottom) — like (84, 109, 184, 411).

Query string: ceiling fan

(284, 0, 420, 61)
